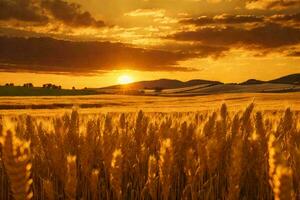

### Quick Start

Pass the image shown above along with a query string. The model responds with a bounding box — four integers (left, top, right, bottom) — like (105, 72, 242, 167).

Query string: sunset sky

(0, 0, 300, 88)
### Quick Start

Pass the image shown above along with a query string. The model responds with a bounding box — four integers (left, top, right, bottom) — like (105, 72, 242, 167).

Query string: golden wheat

(0, 104, 299, 199)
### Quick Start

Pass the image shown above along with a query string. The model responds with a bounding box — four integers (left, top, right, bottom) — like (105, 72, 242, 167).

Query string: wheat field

(0, 103, 300, 200)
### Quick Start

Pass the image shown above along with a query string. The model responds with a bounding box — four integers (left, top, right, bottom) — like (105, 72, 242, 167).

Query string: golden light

(118, 74, 134, 85)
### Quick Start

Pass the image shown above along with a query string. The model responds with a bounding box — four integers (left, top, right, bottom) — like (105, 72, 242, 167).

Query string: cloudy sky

(0, 0, 300, 88)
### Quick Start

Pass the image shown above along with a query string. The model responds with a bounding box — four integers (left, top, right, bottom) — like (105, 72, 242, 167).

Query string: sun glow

(118, 74, 134, 85)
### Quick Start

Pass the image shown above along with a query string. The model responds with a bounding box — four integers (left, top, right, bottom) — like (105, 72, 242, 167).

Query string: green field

(0, 86, 97, 96)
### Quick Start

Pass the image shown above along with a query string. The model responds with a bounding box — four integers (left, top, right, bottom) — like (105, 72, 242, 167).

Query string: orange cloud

(270, 13, 300, 24)
(41, 0, 105, 28)
(125, 9, 166, 18)
(180, 14, 264, 25)
(0, 0, 47, 23)
(0, 0, 105, 28)
(168, 23, 300, 49)
(246, 0, 300, 10)
(0, 36, 197, 74)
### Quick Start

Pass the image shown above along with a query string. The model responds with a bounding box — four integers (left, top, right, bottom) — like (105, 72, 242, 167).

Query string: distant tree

(72, 86, 76, 90)
(43, 83, 53, 89)
(43, 83, 63, 89)
(23, 83, 33, 88)
(5, 83, 15, 87)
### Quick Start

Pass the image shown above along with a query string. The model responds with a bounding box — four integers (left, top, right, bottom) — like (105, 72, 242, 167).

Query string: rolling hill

(103, 79, 222, 90)
(97, 73, 300, 96)
(268, 73, 300, 84)
(240, 79, 266, 85)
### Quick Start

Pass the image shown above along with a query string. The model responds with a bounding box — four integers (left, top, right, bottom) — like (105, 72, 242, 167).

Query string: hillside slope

(104, 79, 222, 90)
(269, 73, 300, 84)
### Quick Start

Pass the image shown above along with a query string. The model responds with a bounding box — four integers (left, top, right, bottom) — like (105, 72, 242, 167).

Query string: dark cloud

(180, 13, 300, 29)
(156, 42, 229, 58)
(41, 0, 105, 28)
(0, 36, 196, 74)
(287, 51, 300, 56)
(0, 0, 105, 28)
(0, 0, 48, 22)
(180, 14, 263, 26)
(270, 13, 300, 23)
(179, 12, 300, 27)
(168, 23, 300, 49)
(180, 16, 214, 26)
(183, 44, 229, 58)
(246, 0, 300, 10)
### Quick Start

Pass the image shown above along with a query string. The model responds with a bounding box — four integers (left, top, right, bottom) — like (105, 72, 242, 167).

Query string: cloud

(0, 0, 48, 23)
(124, 8, 177, 25)
(0, 0, 105, 28)
(0, 36, 196, 74)
(125, 9, 166, 18)
(180, 14, 264, 26)
(188, 0, 226, 3)
(192, 44, 229, 58)
(180, 13, 300, 28)
(246, 0, 300, 10)
(287, 51, 300, 56)
(270, 13, 300, 23)
(156, 42, 229, 58)
(41, 0, 105, 28)
(168, 23, 300, 49)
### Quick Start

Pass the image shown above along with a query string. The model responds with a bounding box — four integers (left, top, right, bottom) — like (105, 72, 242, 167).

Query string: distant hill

(240, 79, 266, 85)
(104, 74, 300, 91)
(269, 73, 300, 85)
(105, 79, 222, 90)
(97, 73, 300, 96)
(240, 74, 300, 85)
(0, 73, 299, 96)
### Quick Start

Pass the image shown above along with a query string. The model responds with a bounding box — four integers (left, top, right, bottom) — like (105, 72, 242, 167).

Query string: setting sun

(118, 74, 134, 85)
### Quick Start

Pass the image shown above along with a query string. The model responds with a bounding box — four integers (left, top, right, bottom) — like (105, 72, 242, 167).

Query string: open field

(0, 99, 300, 199)
(0, 93, 299, 115)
